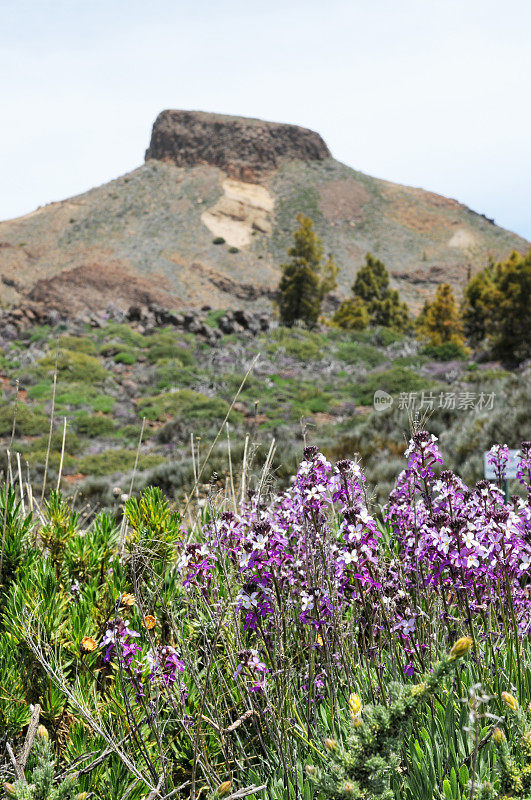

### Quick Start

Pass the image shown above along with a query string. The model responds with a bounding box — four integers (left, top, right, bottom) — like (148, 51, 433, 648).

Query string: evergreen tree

(462, 249, 531, 364)
(333, 296, 369, 331)
(277, 214, 337, 326)
(351, 253, 410, 331)
(417, 283, 465, 347)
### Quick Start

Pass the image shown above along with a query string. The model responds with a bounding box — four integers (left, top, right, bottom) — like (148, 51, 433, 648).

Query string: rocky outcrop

(145, 110, 331, 180)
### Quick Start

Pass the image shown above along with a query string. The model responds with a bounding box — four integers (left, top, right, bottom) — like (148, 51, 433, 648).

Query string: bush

(56, 335, 97, 354)
(335, 341, 386, 367)
(72, 412, 115, 437)
(77, 448, 164, 476)
(356, 366, 434, 405)
(114, 350, 137, 365)
(137, 389, 235, 423)
(37, 349, 108, 383)
(0, 403, 49, 437)
(212, 237, 226, 245)
(422, 341, 468, 361)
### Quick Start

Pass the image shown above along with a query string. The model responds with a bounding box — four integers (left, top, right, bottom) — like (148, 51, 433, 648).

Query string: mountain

(0, 110, 528, 317)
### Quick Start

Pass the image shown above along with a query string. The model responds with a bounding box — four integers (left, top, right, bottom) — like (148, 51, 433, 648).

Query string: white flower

(520, 555, 531, 571)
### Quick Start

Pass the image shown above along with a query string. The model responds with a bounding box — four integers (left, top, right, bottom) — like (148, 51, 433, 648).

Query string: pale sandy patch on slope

(448, 228, 478, 248)
(201, 179, 274, 248)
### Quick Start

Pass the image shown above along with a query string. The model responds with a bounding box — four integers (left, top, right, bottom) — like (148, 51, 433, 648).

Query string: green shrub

(155, 362, 198, 389)
(335, 341, 386, 367)
(423, 341, 468, 361)
(95, 322, 145, 347)
(113, 350, 137, 365)
(356, 366, 434, 405)
(77, 448, 164, 476)
(263, 327, 325, 361)
(137, 389, 234, 423)
(212, 236, 225, 245)
(228, 246, 239, 253)
(72, 412, 115, 437)
(145, 333, 194, 365)
(0, 403, 49, 437)
(37, 349, 108, 383)
(56, 335, 97, 354)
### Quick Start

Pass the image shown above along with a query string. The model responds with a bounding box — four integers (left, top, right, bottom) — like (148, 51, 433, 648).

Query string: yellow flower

(120, 593, 135, 607)
(316, 634, 324, 647)
(80, 636, 97, 653)
(493, 727, 506, 744)
(218, 781, 232, 797)
(449, 636, 473, 659)
(348, 692, 362, 718)
(343, 782, 355, 796)
(143, 615, 156, 630)
(501, 692, 519, 712)
(411, 682, 427, 697)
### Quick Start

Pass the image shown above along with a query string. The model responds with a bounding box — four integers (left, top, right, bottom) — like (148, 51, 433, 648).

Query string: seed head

(449, 636, 473, 659)
(324, 737, 337, 751)
(218, 781, 232, 797)
(348, 692, 362, 718)
(36, 724, 49, 740)
(501, 692, 518, 712)
(493, 727, 506, 744)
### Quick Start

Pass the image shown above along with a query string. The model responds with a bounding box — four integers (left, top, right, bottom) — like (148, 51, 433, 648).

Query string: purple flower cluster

(386, 436, 531, 641)
(99, 617, 186, 702)
(179, 446, 382, 698)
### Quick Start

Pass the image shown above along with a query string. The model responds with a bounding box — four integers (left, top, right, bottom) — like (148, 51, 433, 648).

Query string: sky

(1, 0, 530, 240)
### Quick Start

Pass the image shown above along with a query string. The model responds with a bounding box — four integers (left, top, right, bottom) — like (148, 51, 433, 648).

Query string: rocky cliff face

(145, 110, 331, 180)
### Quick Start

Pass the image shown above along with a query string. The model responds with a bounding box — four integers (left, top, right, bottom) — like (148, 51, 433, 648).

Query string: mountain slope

(0, 110, 528, 315)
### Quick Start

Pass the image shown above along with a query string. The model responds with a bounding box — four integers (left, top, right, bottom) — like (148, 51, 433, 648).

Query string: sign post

(483, 449, 520, 503)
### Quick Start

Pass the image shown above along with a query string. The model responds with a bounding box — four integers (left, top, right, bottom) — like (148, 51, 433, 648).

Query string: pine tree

(351, 253, 410, 331)
(277, 214, 337, 326)
(333, 296, 369, 330)
(417, 283, 465, 347)
(462, 249, 531, 364)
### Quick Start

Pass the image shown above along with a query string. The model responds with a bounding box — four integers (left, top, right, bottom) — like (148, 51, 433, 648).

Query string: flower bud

(348, 692, 362, 718)
(343, 782, 355, 796)
(493, 727, 506, 744)
(501, 692, 519, 712)
(449, 636, 473, 659)
(218, 781, 232, 797)
(324, 737, 337, 751)
(36, 724, 49, 740)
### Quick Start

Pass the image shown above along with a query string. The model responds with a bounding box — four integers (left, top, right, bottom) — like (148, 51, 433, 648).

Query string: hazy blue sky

(2, 0, 530, 239)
